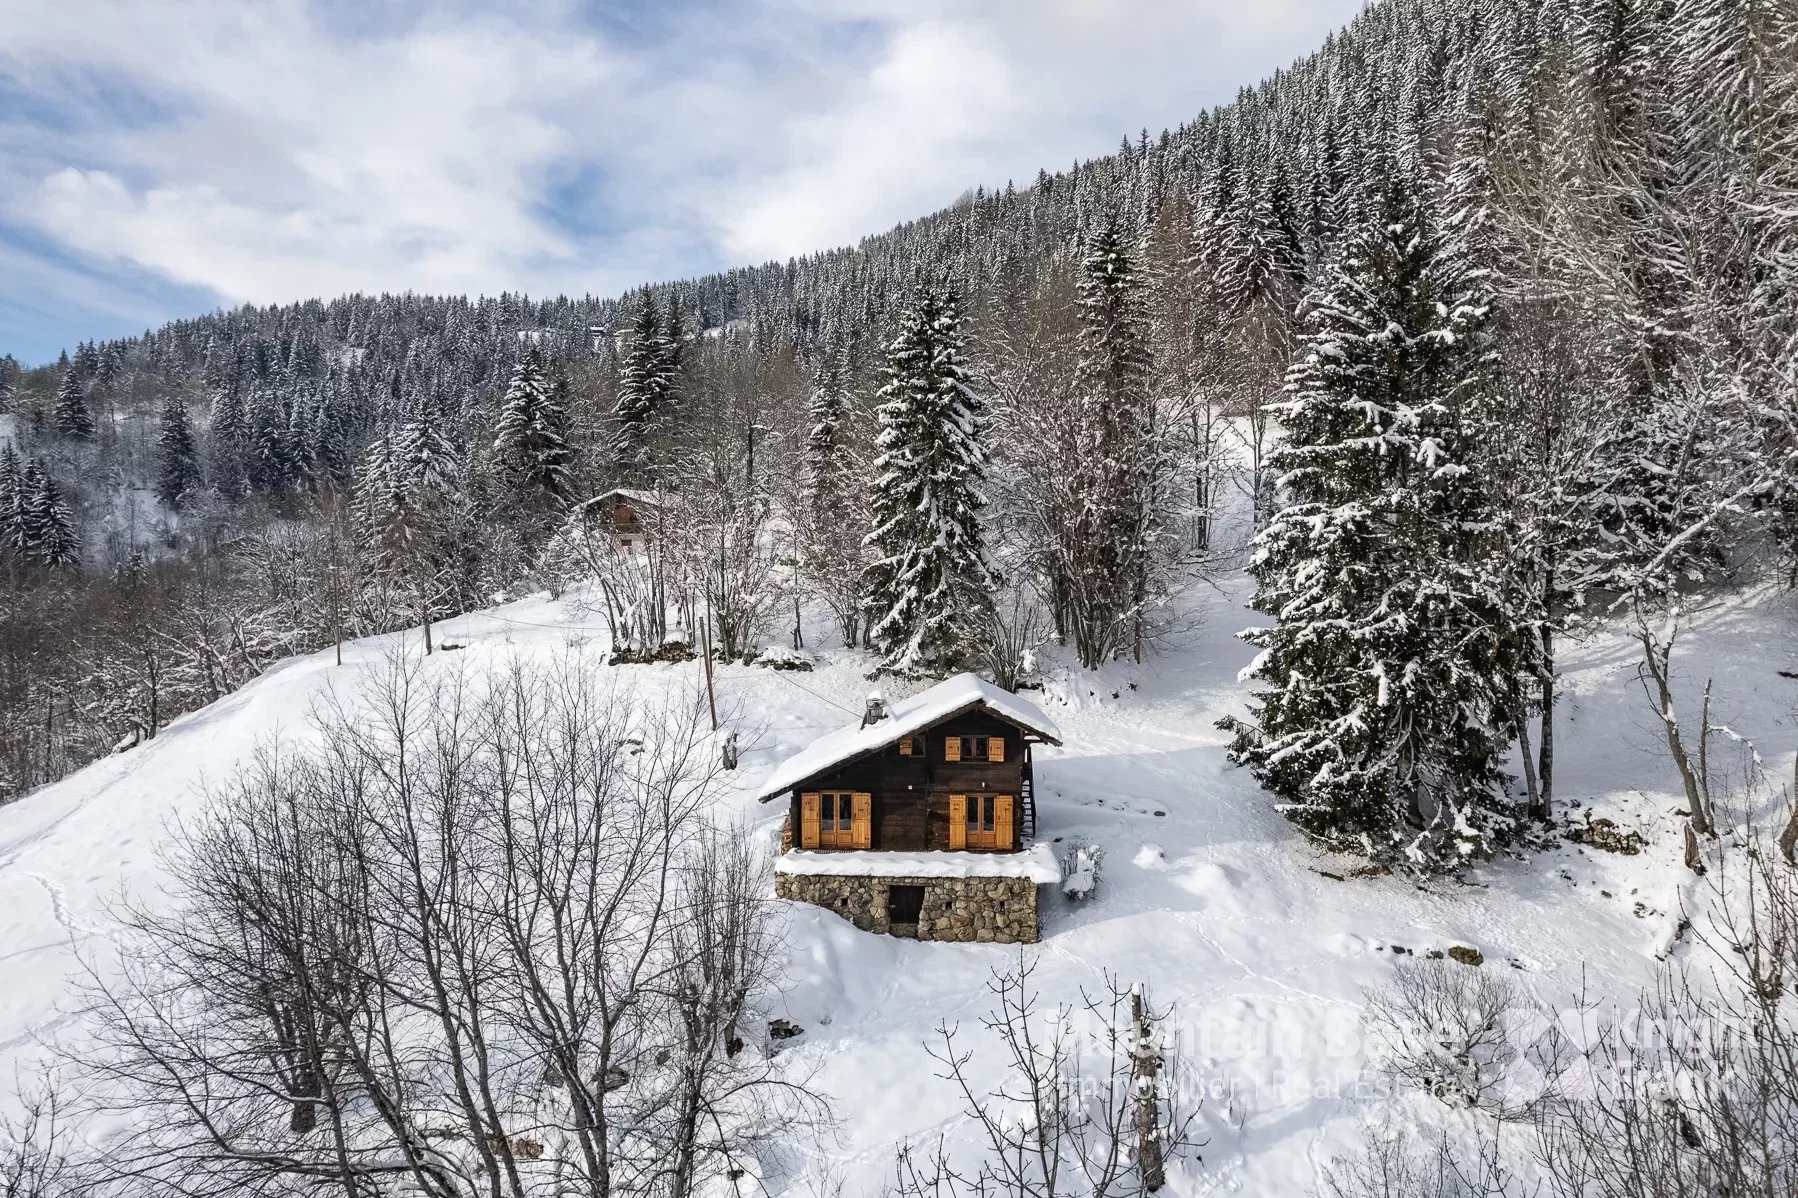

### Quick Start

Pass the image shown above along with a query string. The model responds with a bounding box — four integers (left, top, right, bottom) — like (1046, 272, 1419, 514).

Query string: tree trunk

(1518, 713, 1541, 819)
(1780, 756, 1798, 865)
(289, 1069, 320, 1134)
(1535, 626, 1556, 822)
(1131, 988, 1166, 1191)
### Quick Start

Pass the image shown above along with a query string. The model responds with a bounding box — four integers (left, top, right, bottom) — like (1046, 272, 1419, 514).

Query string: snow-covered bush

(1060, 838, 1103, 901)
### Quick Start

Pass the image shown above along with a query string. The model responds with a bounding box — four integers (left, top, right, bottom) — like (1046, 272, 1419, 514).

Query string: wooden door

(851, 792, 872, 849)
(800, 792, 821, 848)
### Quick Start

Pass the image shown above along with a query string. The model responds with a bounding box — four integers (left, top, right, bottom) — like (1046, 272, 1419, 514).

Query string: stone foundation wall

(775, 872, 1039, 943)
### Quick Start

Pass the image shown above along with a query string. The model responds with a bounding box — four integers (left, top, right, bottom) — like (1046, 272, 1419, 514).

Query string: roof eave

(753, 696, 1060, 803)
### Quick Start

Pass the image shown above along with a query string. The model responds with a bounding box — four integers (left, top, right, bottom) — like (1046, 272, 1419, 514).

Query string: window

(944, 735, 1005, 763)
(800, 791, 870, 849)
(822, 792, 853, 830)
(949, 793, 1014, 851)
(966, 794, 998, 834)
(898, 735, 919, 757)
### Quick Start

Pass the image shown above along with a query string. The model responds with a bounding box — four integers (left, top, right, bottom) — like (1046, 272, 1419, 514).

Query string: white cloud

(0, 0, 1364, 352)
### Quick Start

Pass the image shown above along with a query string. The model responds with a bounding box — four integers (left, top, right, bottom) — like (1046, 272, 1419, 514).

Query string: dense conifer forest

(2, 0, 1795, 874)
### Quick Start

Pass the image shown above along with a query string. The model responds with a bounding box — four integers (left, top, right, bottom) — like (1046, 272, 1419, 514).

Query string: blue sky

(0, 0, 1365, 366)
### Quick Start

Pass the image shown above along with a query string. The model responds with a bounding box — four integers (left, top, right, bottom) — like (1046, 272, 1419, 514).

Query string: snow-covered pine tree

(1224, 194, 1526, 873)
(52, 370, 96, 441)
(492, 347, 573, 508)
(397, 418, 464, 512)
(863, 284, 993, 674)
(20, 460, 80, 567)
(207, 386, 249, 499)
(246, 386, 297, 494)
(0, 445, 22, 558)
(352, 434, 406, 556)
(156, 394, 201, 508)
(614, 291, 675, 480)
(800, 344, 868, 646)
(1056, 219, 1161, 668)
(0, 355, 17, 414)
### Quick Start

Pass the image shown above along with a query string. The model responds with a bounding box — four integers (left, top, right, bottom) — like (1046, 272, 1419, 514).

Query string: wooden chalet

(584, 487, 666, 554)
(757, 674, 1063, 943)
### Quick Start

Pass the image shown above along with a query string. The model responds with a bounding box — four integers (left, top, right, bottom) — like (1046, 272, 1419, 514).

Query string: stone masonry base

(775, 871, 1040, 943)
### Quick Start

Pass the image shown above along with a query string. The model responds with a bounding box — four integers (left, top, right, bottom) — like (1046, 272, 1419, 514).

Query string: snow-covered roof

(594, 487, 664, 506)
(754, 672, 1061, 802)
(774, 844, 1062, 884)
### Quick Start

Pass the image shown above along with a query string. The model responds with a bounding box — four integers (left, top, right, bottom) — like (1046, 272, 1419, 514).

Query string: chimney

(861, 691, 887, 728)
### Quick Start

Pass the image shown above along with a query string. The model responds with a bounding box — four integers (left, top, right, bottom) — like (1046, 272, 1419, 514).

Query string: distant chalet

(582, 487, 667, 554)
(757, 673, 1062, 943)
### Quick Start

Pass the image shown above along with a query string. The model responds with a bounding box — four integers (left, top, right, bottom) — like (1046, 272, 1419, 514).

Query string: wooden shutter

(899, 736, 915, 756)
(945, 736, 962, 762)
(987, 736, 1005, 763)
(994, 795, 1014, 851)
(800, 792, 821, 848)
(851, 792, 873, 849)
(948, 794, 967, 849)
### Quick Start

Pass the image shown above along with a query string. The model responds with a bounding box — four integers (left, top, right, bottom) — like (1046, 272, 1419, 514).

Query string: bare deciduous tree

(79, 652, 821, 1198)
(894, 959, 1202, 1198)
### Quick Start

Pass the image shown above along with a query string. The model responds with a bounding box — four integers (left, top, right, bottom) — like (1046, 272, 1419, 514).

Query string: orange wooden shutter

(945, 736, 962, 762)
(899, 736, 914, 756)
(987, 736, 1005, 763)
(800, 792, 821, 848)
(851, 792, 872, 849)
(994, 795, 1014, 850)
(948, 794, 967, 849)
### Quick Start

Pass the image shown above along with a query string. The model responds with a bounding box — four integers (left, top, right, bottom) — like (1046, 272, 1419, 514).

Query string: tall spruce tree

(614, 291, 676, 479)
(155, 395, 201, 507)
(52, 370, 96, 441)
(1224, 197, 1526, 872)
(801, 345, 869, 646)
(245, 386, 297, 494)
(20, 460, 80, 567)
(208, 387, 250, 499)
(1057, 220, 1161, 668)
(863, 285, 993, 674)
(492, 347, 573, 507)
(0, 444, 22, 558)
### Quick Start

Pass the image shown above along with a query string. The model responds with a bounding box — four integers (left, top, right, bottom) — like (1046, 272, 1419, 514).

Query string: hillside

(4, 576, 1787, 1194)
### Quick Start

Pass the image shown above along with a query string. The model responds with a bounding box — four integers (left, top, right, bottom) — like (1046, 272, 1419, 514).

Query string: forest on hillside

(1, 0, 1795, 875)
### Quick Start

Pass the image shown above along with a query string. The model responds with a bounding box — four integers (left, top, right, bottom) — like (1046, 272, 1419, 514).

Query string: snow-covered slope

(3, 578, 1793, 1195)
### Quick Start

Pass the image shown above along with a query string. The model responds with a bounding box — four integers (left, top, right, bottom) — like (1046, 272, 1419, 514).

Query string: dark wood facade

(781, 707, 1043, 854)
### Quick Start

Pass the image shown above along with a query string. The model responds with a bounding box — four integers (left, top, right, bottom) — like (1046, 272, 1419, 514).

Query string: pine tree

(208, 387, 249, 499)
(613, 291, 678, 479)
(492, 348, 573, 507)
(801, 345, 868, 645)
(20, 460, 80, 567)
(397, 418, 464, 510)
(863, 285, 993, 674)
(245, 386, 297, 494)
(1055, 220, 1161, 668)
(1224, 197, 1525, 873)
(155, 394, 201, 507)
(52, 371, 96, 441)
(0, 355, 17, 414)
(352, 434, 407, 555)
(0, 445, 22, 558)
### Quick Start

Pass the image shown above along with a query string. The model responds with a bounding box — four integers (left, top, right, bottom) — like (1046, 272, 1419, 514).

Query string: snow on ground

(1, 576, 1794, 1195)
